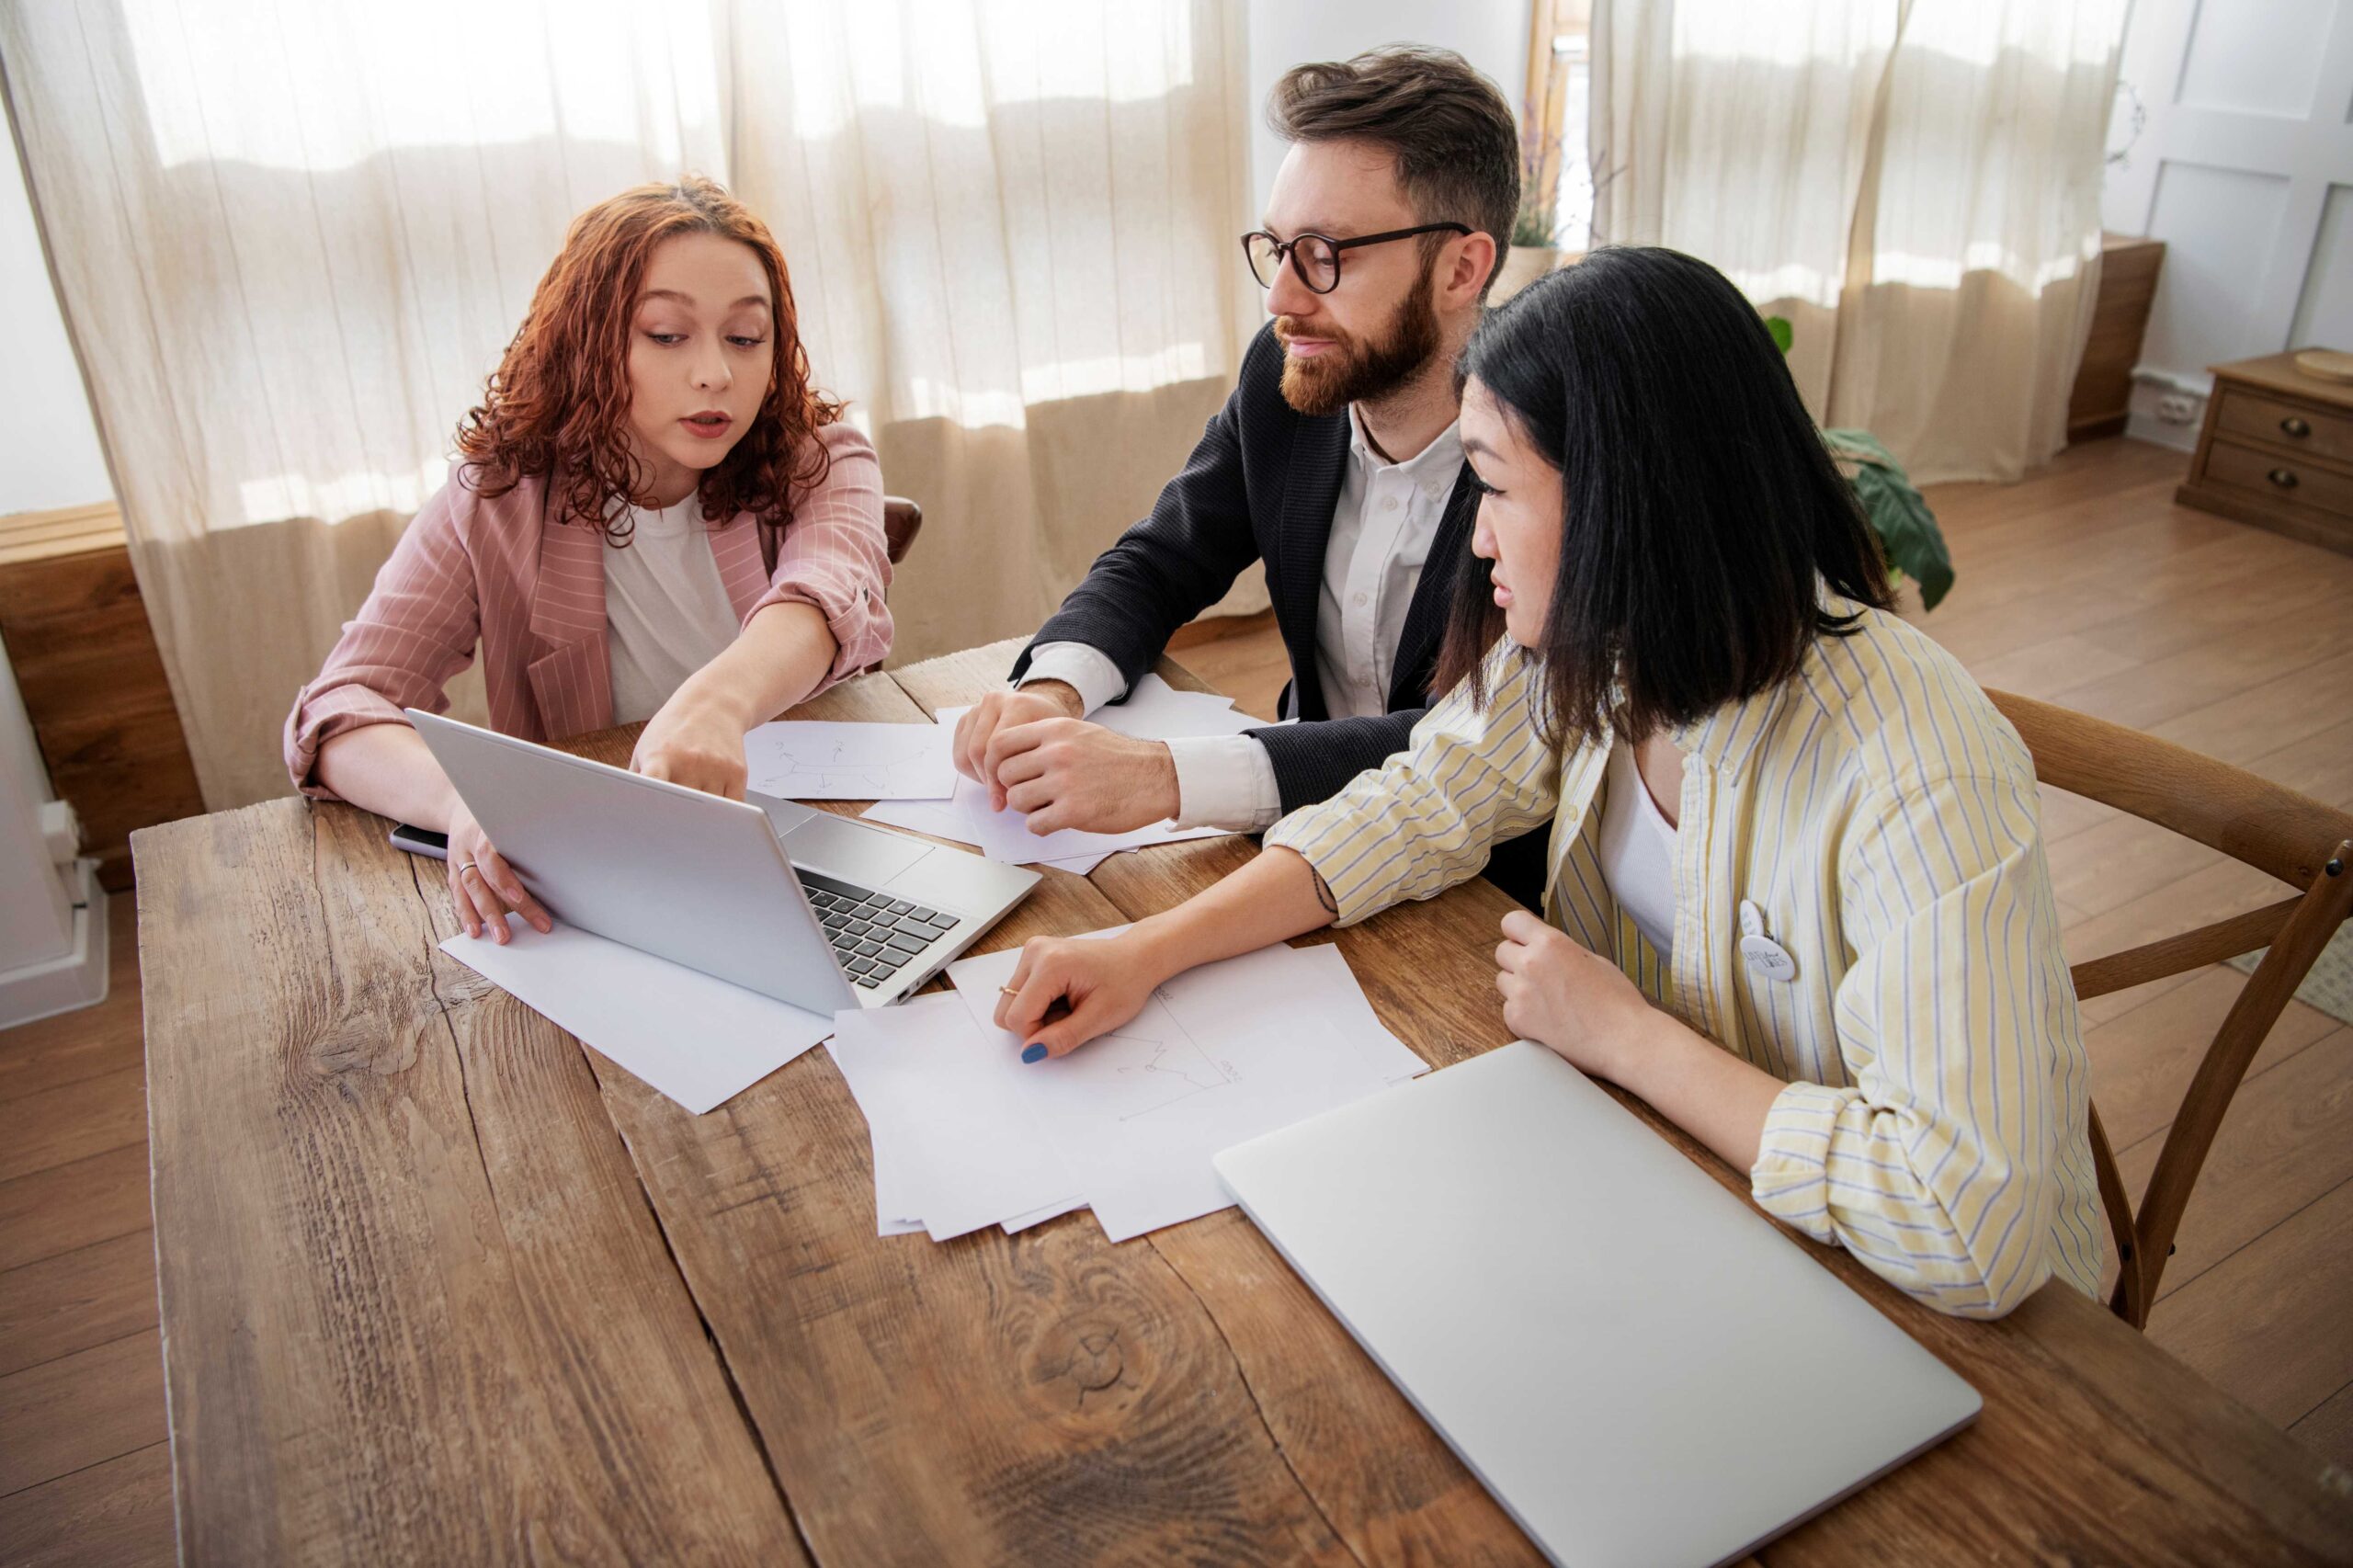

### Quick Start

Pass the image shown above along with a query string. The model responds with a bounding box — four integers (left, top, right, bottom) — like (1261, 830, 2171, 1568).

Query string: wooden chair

(1988, 689, 2353, 1329)
(883, 497, 923, 565)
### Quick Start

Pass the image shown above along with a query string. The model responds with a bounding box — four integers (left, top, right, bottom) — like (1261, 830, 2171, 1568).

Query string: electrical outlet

(2157, 393, 2199, 425)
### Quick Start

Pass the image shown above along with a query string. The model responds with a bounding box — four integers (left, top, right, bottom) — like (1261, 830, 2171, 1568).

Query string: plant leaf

(1765, 314, 1793, 355)
(1823, 427, 1955, 611)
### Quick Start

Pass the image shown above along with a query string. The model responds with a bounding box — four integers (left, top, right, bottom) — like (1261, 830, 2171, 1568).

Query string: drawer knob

(2279, 415, 2311, 438)
(2267, 466, 2299, 490)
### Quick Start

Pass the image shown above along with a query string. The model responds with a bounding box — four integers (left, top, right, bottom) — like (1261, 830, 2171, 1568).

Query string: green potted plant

(1765, 315, 1955, 610)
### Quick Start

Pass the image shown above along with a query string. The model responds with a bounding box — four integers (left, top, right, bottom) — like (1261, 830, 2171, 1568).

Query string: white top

(1597, 738, 1678, 963)
(603, 496, 743, 726)
(1024, 405, 1462, 831)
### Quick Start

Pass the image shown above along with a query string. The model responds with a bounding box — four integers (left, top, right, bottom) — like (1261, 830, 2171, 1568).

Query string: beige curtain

(1590, 0, 2127, 484)
(722, 0, 1257, 666)
(0, 0, 1251, 809)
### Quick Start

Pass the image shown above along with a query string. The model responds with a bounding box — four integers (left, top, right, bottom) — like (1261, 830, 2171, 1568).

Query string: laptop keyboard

(797, 869, 957, 991)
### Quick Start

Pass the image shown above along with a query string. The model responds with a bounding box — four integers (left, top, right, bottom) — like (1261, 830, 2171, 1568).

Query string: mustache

(1273, 315, 1357, 352)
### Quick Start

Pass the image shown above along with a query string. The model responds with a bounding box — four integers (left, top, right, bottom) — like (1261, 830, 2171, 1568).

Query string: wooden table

(133, 639, 2353, 1565)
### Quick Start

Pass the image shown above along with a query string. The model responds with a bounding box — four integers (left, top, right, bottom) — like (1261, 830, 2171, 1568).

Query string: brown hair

(1266, 45, 1521, 297)
(455, 176, 839, 540)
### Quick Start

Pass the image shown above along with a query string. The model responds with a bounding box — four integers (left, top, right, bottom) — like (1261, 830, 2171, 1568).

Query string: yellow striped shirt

(1266, 600, 2104, 1318)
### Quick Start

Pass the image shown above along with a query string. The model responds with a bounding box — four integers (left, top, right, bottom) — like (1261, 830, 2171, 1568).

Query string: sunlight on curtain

(1, 0, 1247, 807)
(124, 0, 721, 173)
(1592, 0, 2128, 484)
(726, 0, 1254, 670)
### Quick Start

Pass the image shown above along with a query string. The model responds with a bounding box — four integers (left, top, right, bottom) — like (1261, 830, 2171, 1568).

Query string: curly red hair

(456, 176, 840, 540)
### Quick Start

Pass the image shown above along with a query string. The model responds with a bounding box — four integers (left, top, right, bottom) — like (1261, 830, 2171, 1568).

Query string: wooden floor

(2, 437, 2348, 1562)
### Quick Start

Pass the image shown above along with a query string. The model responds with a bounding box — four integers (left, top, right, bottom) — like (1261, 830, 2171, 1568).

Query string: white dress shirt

(603, 496, 743, 726)
(1023, 406, 1463, 830)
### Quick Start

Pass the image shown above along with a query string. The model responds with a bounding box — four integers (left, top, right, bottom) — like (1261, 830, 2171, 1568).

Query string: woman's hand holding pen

(993, 932, 1166, 1061)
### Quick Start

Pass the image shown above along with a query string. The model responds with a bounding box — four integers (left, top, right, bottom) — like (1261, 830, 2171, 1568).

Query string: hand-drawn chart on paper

(1094, 999, 1239, 1121)
(743, 721, 956, 801)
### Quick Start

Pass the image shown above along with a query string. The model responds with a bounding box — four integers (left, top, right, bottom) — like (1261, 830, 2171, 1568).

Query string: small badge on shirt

(1737, 899, 1799, 983)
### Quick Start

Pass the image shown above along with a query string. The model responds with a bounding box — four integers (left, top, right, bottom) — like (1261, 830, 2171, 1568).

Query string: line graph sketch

(1093, 1000, 1238, 1122)
(742, 721, 956, 801)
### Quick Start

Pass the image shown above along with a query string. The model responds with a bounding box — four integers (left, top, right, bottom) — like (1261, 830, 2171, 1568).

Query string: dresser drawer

(2214, 386, 2353, 466)
(2203, 437, 2353, 520)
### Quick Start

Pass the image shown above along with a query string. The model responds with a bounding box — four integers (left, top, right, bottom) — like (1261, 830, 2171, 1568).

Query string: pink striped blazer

(286, 422, 891, 799)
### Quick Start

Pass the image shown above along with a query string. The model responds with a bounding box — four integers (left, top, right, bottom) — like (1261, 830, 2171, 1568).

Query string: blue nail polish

(1021, 1043, 1047, 1063)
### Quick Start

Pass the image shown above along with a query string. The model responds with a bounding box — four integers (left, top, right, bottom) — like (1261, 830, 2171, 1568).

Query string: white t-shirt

(1597, 738, 1678, 964)
(603, 497, 743, 726)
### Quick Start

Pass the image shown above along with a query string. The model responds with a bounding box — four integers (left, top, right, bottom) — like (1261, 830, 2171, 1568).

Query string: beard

(1275, 254, 1443, 417)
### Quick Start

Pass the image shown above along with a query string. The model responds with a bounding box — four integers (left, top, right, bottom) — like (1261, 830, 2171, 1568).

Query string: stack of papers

(744, 676, 1263, 869)
(826, 935, 1427, 1243)
(862, 677, 1266, 868)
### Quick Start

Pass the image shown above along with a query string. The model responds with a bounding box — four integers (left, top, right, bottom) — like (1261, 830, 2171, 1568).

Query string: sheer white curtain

(1592, 0, 2127, 484)
(1, 0, 1248, 808)
(725, 0, 1255, 665)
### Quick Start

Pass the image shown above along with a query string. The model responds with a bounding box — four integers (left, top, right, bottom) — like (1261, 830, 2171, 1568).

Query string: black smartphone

(387, 823, 449, 860)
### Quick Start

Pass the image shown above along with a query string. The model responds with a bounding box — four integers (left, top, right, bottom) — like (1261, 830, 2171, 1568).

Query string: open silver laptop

(409, 710, 1037, 1011)
(1214, 1040, 1981, 1568)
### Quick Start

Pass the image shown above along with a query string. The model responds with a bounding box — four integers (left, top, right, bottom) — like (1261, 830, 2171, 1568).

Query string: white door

(2101, 0, 2353, 446)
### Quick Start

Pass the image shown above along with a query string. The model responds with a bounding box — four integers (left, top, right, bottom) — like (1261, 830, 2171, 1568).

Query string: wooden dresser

(2066, 233, 2165, 443)
(2177, 351, 2353, 556)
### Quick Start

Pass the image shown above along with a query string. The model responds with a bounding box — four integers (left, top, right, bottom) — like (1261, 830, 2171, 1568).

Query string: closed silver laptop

(1214, 1040, 1981, 1568)
(409, 709, 1037, 1010)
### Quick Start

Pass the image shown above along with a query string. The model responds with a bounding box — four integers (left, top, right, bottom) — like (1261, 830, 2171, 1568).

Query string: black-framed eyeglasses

(1241, 222, 1472, 294)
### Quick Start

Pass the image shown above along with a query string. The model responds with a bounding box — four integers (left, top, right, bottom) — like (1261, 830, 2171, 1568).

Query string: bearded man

(951, 44, 1549, 903)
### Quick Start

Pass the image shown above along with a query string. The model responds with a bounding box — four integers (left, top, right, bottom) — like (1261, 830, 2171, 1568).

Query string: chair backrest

(1988, 688, 2353, 1328)
(883, 497, 923, 565)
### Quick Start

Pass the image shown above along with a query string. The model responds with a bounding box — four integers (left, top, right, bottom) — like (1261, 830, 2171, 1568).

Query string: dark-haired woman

(285, 177, 890, 943)
(996, 246, 2102, 1319)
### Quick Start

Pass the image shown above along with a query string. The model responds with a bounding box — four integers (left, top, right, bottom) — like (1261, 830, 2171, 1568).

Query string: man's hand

(952, 682, 1085, 809)
(988, 719, 1180, 835)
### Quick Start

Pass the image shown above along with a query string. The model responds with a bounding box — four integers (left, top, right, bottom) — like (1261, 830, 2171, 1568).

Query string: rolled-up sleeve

(284, 483, 483, 800)
(750, 422, 892, 693)
(1264, 641, 1560, 925)
(1748, 767, 2083, 1319)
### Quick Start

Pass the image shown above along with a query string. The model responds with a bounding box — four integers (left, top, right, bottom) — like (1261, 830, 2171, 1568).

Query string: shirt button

(1382, 496, 1400, 512)
(1352, 591, 1370, 608)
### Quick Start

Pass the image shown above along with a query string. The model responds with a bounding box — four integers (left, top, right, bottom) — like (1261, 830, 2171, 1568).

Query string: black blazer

(1011, 321, 1548, 906)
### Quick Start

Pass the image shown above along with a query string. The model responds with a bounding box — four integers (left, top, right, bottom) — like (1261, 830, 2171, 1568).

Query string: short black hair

(1266, 45, 1520, 297)
(1434, 246, 1894, 747)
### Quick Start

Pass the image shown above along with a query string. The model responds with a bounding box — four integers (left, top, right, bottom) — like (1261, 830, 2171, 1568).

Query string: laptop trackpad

(778, 813, 932, 886)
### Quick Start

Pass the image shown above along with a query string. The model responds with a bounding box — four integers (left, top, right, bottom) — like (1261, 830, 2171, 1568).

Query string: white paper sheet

(948, 940, 1392, 1242)
(827, 1002, 949, 1235)
(440, 917, 833, 1114)
(1278, 942, 1431, 1085)
(742, 719, 955, 800)
(1084, 676, 1264, 742)
(1000, 1199, 1089, 1233)
(826, 993, 1081, 1241)
(858, 797, 1109, 875)
(931, 773, 1229, 868)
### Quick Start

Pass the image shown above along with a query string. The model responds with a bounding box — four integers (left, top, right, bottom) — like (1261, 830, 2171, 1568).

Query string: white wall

(1, 104, 112, 517)
(1245, 1, 1529, 213)
(2100, 0, 2353, 449)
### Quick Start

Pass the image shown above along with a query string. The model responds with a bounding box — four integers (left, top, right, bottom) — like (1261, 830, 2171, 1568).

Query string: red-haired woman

(286, 176, 890, 943)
